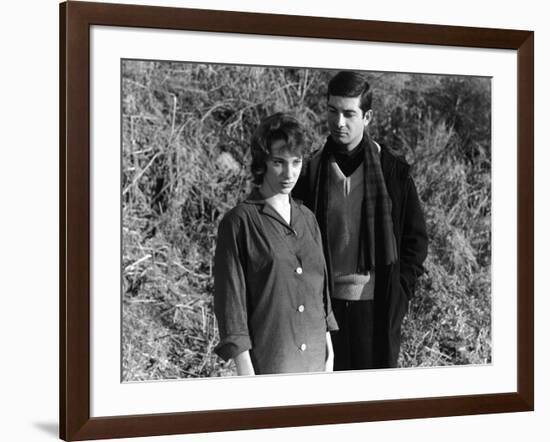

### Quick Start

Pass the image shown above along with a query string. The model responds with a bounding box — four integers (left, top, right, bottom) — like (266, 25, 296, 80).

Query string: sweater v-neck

(331, 141, 364, 177)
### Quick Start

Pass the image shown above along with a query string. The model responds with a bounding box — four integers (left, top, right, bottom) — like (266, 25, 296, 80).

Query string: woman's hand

(325, 332, 334, 372)
(234, 350, 256, 376)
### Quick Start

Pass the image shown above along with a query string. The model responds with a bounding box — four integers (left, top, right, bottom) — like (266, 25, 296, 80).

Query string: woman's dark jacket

(293, 144, 428, 368)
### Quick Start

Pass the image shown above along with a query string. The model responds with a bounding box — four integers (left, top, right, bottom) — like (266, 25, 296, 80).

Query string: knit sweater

(327, 158, 375, 301)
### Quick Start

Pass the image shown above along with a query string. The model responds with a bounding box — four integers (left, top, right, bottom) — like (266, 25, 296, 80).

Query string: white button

(300, 343, 307, 351)
(296, 267, 303, 275)
(298, 304, 305, 313)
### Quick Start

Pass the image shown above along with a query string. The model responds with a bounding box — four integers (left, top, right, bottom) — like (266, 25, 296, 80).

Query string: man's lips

(332, 130, 348, 137)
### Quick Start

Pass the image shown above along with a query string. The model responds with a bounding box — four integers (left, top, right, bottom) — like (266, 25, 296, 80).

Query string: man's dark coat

(293, 143, 428, 368)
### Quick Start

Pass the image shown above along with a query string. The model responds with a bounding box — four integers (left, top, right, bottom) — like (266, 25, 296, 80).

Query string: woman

(213, 113, 338, 375)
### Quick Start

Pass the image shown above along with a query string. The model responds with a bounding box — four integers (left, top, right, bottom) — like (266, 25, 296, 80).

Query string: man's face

(327, 95, 371, 151)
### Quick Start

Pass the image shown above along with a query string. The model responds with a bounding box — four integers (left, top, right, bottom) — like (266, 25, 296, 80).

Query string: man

(293, 71, 428, 370)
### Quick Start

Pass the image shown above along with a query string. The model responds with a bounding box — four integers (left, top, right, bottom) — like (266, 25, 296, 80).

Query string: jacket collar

(244, 188, 300, 220)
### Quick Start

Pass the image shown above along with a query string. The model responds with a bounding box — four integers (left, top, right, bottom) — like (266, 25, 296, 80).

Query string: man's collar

(326, 133, 381, 155)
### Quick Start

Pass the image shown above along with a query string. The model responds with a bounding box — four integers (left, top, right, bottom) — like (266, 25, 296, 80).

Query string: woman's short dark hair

(327, 71, 372, 114)
(250, 113, 306, 185)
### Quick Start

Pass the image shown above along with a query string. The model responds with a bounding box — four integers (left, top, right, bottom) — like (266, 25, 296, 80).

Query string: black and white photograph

(121, 61, 492, 380)
(4, 0, 546, 440)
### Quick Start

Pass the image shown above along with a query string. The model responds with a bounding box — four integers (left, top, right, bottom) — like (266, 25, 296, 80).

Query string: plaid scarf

(314, 133, 397, 272)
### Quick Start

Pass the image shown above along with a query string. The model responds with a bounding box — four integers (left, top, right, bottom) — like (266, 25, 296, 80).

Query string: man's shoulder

(306, 145, 325, 166)
(309, 145, 325, 159)
(302, 144, 326, 178)
(380, 145, 412, 179)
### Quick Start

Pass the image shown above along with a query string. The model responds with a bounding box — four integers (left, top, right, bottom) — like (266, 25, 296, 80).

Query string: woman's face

(260, 139, 303, 197)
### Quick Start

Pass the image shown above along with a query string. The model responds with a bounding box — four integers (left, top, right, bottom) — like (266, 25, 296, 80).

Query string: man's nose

(337, 113, 346, 127)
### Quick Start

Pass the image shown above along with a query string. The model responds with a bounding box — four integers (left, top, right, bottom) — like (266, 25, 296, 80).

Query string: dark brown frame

(60, 1, 534, 440)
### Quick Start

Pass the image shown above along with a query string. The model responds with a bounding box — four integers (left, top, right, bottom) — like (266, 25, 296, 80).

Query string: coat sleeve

(399, 176, 428, 300)
(291, 159, 310, 204)
(213, 212, 252, 361)
(322, 265, 339, 332)
(308, 208, 339, 332)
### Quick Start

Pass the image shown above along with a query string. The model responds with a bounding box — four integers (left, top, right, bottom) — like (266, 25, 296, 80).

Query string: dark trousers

(331, 299, 375, 370)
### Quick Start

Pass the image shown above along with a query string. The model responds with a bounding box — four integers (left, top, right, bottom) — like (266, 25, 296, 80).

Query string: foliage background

(121, 60, 491, 380)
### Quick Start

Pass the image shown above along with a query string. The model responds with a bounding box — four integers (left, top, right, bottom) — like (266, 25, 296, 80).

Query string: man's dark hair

(327, 71, 373, 114)
(250, 112, 306, 185)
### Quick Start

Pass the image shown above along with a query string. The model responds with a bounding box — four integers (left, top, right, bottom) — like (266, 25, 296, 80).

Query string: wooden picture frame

(60, 1, 533, 440)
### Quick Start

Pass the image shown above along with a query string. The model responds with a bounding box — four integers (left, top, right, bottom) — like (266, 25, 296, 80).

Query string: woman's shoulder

(292, 198, 318, 225)
(218, 199, 259, 229)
